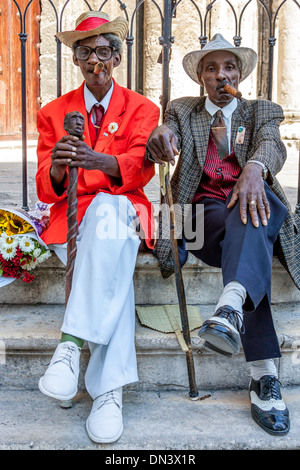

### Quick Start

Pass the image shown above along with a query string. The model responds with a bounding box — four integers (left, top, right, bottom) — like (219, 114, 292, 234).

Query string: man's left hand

(67, 139, 120, 178)
(227, 163, 270, 227)
(67, 139, 101, 170)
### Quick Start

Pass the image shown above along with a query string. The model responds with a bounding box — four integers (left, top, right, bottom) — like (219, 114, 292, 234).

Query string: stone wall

(39, 0, 299, 192)
(39, 0, 299, 112)
(275, 0, 300, 186)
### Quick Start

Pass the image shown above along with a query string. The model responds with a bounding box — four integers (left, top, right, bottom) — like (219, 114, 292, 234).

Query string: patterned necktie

(93, 104, 104, 130)
(211, 110, 229, 160)
(88, 104, 104, 148)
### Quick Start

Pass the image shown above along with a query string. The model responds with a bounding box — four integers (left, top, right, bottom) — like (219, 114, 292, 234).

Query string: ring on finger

(249, 200, 256, 206)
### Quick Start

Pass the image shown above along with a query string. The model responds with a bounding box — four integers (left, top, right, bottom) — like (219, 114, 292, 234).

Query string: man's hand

(66, 139, 103, 171)
(67, 139, 120, 178)
(50, 135, 80, 186)
(51, 135, 120, 182)
(227, 163, 270, 227)
(147, 125, 178, 166)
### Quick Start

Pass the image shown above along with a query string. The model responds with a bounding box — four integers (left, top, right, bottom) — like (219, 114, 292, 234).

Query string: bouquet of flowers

(0, 202, 52, 284)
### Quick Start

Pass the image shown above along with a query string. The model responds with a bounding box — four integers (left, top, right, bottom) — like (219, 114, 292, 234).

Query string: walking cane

(61, 111, 84, 408)
(65, 162, 79, 303)
(64, 66, 103, 296)
(160, 164, 199, 400)
(63, 111, 85, 303)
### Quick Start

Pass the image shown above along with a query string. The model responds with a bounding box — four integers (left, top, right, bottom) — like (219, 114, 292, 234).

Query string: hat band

(75, 17, 109, 32)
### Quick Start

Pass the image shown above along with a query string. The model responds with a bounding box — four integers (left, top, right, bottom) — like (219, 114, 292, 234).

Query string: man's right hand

(147, 125, 178, 166)
(50, 135, 80, 186)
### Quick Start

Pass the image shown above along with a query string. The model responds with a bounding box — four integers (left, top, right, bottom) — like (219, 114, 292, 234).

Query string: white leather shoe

(86, 388, 123, 443)
(38, 341, 81, 401)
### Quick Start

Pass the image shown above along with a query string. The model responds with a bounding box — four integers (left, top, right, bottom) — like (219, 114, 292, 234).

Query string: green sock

(61, 333, 84, 349)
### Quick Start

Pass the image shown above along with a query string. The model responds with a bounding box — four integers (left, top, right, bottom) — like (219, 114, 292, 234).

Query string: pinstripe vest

(193, 134, 241, 204)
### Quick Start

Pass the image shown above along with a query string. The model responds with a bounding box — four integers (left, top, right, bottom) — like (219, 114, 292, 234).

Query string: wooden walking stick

(63, 111, 85, 304)
(59, 111, 84, 409)
(160, 164, 199, 400)
(158, 2, 198, 398)
(157, 0, 198, 400)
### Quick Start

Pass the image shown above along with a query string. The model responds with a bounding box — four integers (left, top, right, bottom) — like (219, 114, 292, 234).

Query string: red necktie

(211, 110, 229, 160)
(89, 104, 104, 149)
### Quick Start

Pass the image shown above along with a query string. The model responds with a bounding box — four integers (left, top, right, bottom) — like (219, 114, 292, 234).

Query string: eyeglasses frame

(73, 45, 117, 62)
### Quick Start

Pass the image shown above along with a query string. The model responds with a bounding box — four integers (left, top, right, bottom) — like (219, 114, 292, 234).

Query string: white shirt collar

(84, 81, 114, 114)
(205, 96, 237, 119)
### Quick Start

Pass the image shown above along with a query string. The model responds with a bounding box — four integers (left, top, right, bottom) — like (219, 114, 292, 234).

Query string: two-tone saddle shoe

(249, 375, 290, 435)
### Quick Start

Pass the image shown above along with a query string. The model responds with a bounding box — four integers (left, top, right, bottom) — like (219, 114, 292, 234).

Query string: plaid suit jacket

(154, 96, 300, 289)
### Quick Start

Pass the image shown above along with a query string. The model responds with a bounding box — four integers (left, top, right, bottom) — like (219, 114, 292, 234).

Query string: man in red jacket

(36, 11, 159, 444)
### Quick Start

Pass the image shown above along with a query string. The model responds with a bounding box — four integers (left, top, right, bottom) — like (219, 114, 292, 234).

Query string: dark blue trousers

(179, 183, 288, 362)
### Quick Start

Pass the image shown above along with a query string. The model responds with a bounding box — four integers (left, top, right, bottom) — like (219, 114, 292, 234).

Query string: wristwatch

(246, 160, 268, 180)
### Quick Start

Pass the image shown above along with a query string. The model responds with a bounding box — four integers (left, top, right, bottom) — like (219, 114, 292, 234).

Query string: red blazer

(36, 80, 160, 248)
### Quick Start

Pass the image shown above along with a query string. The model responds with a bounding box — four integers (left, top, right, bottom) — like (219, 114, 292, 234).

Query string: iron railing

(3, 0, 300, 211)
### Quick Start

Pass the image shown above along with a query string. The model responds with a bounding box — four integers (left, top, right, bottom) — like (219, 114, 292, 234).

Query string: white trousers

(49, 193, 141, 399)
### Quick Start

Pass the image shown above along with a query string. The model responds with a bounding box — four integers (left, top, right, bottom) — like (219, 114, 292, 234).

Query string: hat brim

(182, 46, 257, 84)
(56, 16, 128, 48)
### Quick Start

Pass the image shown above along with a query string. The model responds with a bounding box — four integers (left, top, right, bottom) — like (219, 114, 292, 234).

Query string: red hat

(56, 11, 128, 48)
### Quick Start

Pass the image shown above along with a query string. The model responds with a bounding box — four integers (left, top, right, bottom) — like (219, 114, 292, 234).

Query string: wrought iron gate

(2, 0, 300, 210)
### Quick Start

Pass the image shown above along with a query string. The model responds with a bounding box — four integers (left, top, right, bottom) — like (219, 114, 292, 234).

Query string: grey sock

(215, 280, 247, 314)
(250, 359, 278, 381)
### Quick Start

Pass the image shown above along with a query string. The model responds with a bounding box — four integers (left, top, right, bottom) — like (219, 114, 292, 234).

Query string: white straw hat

(56, 11, 128, 48)
(182, 33, 257, 84)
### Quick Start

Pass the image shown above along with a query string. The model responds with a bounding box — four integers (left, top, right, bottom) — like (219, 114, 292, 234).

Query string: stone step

(0, 387, 300, 450)
(0, 302, 300, 393)
(0, 252, 299, 305)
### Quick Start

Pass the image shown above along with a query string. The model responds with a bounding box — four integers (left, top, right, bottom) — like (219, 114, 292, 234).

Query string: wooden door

(0, 0, 40, 140)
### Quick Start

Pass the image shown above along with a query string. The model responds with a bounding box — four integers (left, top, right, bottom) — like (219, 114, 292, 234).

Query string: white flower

(0, 233, 19, 249)
(33, 247, 42, 258)
(35, 250, 51, 265)
(0, 244, 17, 260)
(22, 260, 37, 271)
(108, 122, 118, 134)
(19, 236, 35, 253)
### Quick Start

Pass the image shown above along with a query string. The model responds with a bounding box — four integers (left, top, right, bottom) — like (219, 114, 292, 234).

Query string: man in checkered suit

(147, 34, 300, 436)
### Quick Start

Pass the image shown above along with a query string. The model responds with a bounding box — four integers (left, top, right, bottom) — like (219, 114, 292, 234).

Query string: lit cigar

(216, 80, 242, 99)
(93, 62, 104, 75)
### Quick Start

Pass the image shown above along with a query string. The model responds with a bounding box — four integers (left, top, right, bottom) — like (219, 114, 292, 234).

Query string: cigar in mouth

(216, 80, 242, 99)
(93, 62, 104, 75)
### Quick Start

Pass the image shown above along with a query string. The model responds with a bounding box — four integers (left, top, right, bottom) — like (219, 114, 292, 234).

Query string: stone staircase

(1, 156, 300, 449)
(1, 251, 300, 449)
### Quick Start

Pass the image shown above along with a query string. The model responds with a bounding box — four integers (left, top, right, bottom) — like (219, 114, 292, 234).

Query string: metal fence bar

(297, 146, 300, 214)
(19, 30, 28, 211)
(12, 0, 32, 210)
